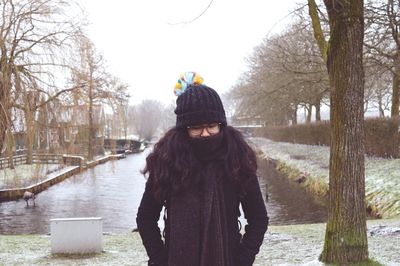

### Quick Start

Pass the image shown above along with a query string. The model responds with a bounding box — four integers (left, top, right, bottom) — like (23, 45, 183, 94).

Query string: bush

(364, 117, 399, 158)
(254, 121, 330, 146)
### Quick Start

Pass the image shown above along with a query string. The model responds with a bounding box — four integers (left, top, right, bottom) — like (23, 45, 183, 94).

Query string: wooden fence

(0, 154, 123, 201)
(32, 154, 63, 164)
(0, 154, 63, 170)
(0, 155, 26, 169)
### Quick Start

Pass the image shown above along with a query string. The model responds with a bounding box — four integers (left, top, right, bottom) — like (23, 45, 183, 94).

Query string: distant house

(1, 107, 28, 157)
(52, 104, 106, 154)
(104, 112, 128, 140)
(1, 103, 106, 157)
(11, 107, 27, 154)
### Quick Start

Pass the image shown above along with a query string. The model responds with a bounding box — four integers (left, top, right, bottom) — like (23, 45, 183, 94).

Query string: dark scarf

(168, 133, 231, 266)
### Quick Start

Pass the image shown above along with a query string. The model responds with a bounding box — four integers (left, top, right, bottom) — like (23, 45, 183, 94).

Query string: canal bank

(0, 150, 150, 234)
(1, 140, 331, 234)
(257, 157, 327, 225)
(250, 137, 400, 219)
(0, 218, 399, 265)
(0, 154, 124, 202)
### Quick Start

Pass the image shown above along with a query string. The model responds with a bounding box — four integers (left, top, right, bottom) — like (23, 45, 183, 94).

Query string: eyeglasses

(187, 123, 221, 137)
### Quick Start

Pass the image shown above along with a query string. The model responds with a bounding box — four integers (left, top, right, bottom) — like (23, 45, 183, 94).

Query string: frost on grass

(0, 233, 148, 266)
(250, 137, 400, 218)
(2, 220, 399, 265)
(0, 164, 66, 189)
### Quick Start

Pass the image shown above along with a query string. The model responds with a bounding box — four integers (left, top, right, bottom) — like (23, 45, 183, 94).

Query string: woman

(136, 72, 268, 266)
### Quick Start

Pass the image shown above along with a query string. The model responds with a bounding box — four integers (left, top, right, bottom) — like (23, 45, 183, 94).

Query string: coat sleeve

(237, 176, 269, 266)
(136, 181, 166, 265)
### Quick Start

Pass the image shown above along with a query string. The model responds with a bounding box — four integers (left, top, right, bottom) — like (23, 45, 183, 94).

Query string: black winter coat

(136, 174, 268, 266)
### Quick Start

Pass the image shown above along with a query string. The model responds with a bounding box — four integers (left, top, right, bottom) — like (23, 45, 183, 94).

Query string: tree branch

(168, 0, 214, 25)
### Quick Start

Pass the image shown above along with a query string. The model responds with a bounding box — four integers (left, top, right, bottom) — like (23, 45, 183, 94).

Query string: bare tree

(102, 76, 130, 139)
(364, 63, 392, 116)
(133, 99, 163, 141)
(159, 100, 176, 133)
(228, 16, 329, 126)
(70, 37, 130, 159)
(364, 0, 400, 117)
(12, 81, 82, 163)
(127, 105, 137, 138)
(73, 37, 117, 160)
(115, 91, 130, 140)
(0, 0, 83, 154)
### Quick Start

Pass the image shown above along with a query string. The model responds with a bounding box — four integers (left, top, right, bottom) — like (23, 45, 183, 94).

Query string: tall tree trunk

(0, 91, 8, 155)
(392, 54, 400, 117)
(25, 108, 35, 164)
(0, 65, 11, 156)
(88, 76, 94, 160)
(37, 99, 48, 150)
(320, 0, 369, 263)
(377, 92, 385, 117)
(364, 99, 369, 114)
(308, 0, 328, 62)
(6, 129, 15, 169)
(315, 99, 321, 121)
(306, 104, 312, 123)
(292, 104, 298, 125)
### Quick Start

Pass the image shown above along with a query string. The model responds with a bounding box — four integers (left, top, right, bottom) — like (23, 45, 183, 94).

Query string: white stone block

(50, 217, 103, 254)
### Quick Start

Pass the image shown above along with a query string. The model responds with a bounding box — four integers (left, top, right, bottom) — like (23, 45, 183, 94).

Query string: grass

(347, 260, 384, 266)
(1, 218, 399, 265)
(250, 138, 400, 218)
(0, 164, 64, 189)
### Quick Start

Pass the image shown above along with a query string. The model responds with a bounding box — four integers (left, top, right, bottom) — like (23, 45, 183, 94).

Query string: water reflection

(0, 150, 149, 234)
(258, 158, 327, 225)
(0, 149, 327, 234)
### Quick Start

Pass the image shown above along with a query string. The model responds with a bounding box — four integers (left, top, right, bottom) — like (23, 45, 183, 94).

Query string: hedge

(253, 117, 399, 158)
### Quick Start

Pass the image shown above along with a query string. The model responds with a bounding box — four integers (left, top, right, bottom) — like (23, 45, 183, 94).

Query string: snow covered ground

(0, 152, 113, 190)
(0, 218, 398, 265)
(0, 139, 399, 265)
(0, 164, 65, 189)
(250, 137, 400, 218)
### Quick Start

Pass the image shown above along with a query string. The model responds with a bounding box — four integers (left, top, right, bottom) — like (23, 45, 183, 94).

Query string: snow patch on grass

(0, 164, 65, 189)
(1, 219, 399, 265)
(250, 138, 400, 218)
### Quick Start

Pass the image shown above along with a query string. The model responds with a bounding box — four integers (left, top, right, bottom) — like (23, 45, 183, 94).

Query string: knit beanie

(174, 72, 227, 128)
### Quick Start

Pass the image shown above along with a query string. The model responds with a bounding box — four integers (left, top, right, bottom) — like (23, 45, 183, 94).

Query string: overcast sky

(78, 0, 299, 105)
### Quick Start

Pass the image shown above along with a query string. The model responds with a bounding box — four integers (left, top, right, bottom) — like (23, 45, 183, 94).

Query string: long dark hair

(143, 126, 257, 202)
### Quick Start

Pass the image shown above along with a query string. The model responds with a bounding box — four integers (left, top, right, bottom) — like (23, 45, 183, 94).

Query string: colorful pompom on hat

(174, 72, 204, 96)
(174, 72, 227, 128)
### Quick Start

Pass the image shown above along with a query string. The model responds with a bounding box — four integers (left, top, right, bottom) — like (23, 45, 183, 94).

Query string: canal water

(257, 158, 327, 225)
(0, 147, 326, 234)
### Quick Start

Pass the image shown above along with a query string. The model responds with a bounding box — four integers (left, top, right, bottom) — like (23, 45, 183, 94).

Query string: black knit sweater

(136, 173, 268, 266)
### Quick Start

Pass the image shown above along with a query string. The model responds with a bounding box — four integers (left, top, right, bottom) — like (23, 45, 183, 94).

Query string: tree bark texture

(0, 63, 11, 155)
(377, 92, 385, 117)
(25, 109, 35, 164)
(6, 129, 15, 169)
(315, 100, 321, 121)
(0, 88, 7, 154)
(88, 74, 95, 161)
(320, 0, 369, 263)
(306, 104, 312, 123)
(308, 0, 328, 63)
(292, 105, 298, 125)
(391, 54, 400, 117)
